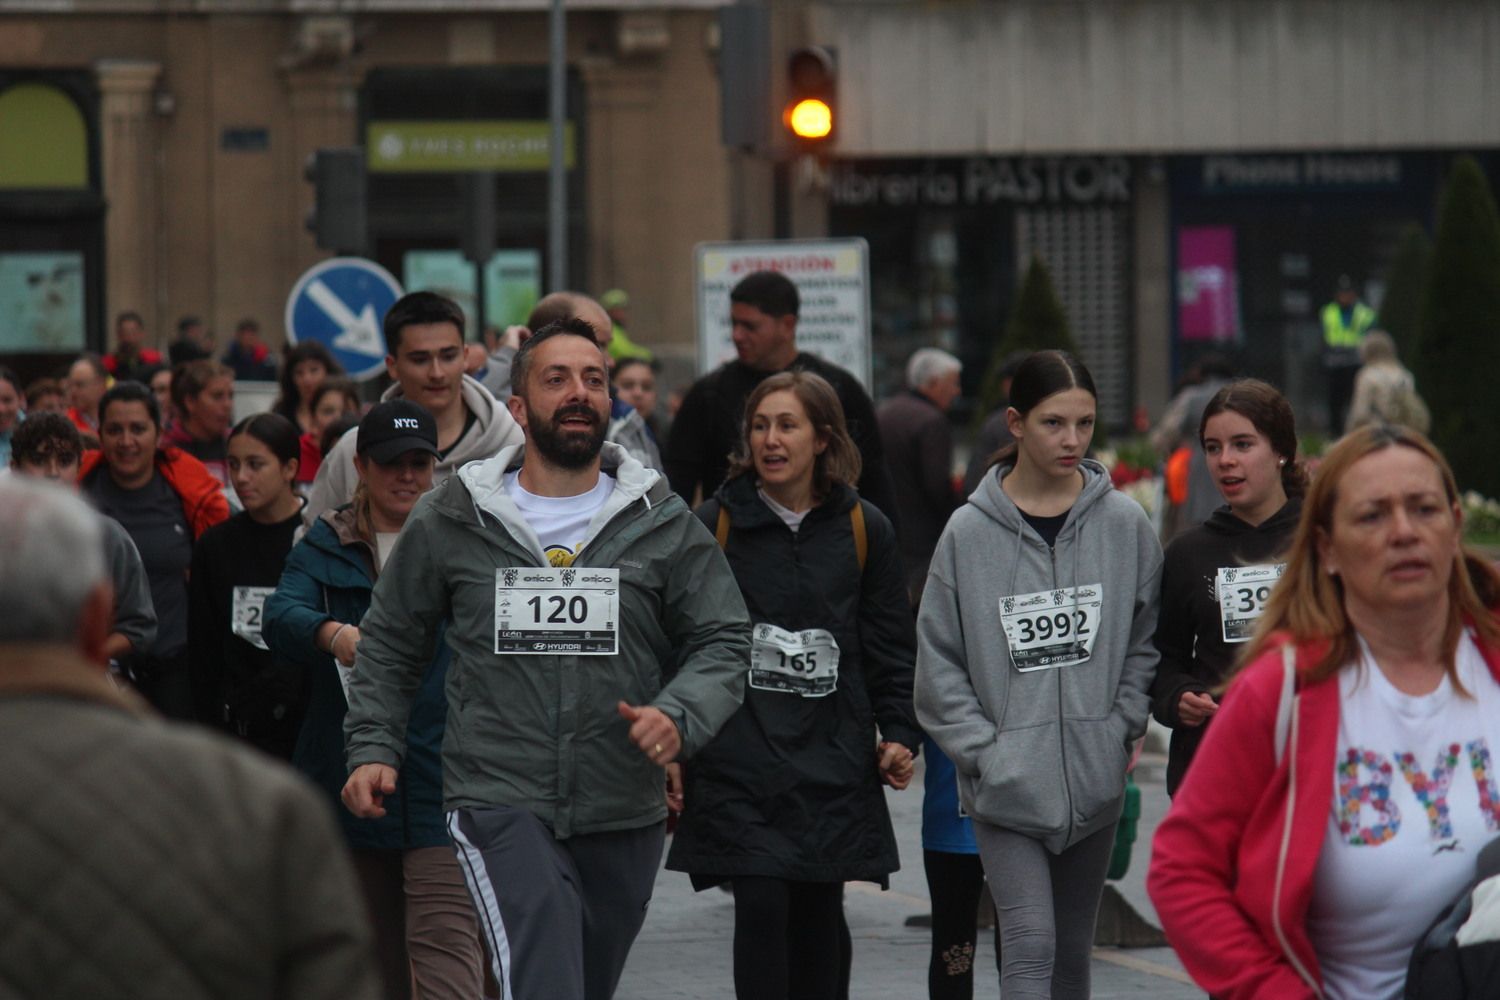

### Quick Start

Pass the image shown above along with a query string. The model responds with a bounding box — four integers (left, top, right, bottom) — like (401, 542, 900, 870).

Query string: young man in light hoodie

(303, 291, 523, 523)
(342, 318, 751, 1000)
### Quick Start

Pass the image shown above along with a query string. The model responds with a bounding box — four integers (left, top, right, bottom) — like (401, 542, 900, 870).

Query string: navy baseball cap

(356, 399, 440, 465)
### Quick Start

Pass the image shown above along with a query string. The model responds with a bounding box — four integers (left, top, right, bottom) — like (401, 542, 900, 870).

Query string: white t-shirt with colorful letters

(1307, 633, 1500, 1000)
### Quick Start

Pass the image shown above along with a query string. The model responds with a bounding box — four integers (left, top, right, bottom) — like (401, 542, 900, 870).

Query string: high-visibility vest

(1321, 301, 1376, 349)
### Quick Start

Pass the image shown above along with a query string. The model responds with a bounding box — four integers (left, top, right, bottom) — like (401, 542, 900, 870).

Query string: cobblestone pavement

(618, 737, 1202, 999)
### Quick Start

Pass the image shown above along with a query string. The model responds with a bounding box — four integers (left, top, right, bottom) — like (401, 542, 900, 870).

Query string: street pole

(549, 0, 568, 291)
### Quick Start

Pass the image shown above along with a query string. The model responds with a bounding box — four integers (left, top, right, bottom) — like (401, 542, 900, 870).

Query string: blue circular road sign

(284, 257, 404, 380)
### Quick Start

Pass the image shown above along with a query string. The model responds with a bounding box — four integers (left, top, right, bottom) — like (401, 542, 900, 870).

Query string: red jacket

(102, 348, 163, 376)
(1149, 629, 1500, 999)
(296, 432, 322, 485)
(79, 446, 230, 540)
(67, 407, 97, 436)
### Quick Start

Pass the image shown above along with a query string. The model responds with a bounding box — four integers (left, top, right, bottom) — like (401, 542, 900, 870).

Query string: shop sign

(366, 121, 576, 173)
(403, 249, 542, 337)
(1197, 154, 1403, 194)
(829, 156, 1131, 209)
(695, 239, 872, 389)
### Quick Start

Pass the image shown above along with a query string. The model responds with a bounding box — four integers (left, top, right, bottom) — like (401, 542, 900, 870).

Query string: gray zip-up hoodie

(344, 442, 750, 839)
(303, 374, 524, 526)
(915, 460, 1162, 853)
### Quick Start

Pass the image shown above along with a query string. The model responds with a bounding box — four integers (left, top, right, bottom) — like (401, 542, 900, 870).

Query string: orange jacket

(79, 446, 230, 540)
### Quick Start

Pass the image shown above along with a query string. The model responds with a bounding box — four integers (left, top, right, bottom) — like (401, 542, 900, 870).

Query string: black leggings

(732, 877, 845, 1000)
(924, 850, 1000, 1000)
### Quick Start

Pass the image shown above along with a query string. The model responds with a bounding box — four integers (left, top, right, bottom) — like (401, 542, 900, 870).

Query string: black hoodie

(1150, 498, 1302, 795)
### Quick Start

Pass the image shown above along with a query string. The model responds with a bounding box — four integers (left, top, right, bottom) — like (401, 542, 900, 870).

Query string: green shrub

(1378, 223, 1432, 366)
(975, 255, 1079, 424)
(1416, 157, 1500, 499)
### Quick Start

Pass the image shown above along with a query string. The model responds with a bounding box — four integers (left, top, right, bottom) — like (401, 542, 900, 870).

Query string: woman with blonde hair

(1150, 424, 1500, 999)
(1345, 329, 1430, 434)
(264, 399, 485, 1000)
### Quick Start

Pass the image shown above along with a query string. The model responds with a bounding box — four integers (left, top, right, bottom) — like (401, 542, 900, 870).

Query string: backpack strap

(715, 505, 731, 550)
(714, 499, 866, 574)
(850, 501, 867, 573)
(1274, 643, 1297, 767)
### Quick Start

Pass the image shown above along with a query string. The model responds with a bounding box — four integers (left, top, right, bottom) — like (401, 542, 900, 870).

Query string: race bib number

(1216, 563, 1284, 643)
(335, 658, 354, 704)
(999, 585, 1103, 672)
(750, 624, 840, 697)
(231, 586, 275, 651)
(495, 567, 619, 655)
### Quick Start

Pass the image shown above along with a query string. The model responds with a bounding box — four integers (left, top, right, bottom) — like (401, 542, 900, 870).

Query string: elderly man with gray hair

(0, 475, 380, 1000)
(877, 347, 964, 604)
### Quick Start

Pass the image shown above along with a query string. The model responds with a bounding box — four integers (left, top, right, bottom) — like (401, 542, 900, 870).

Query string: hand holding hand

(878, 741, 915, 790)
(665, 763, 685, 813)
(1178, 691, 1219, 728)
(342, 763, 398, 818)
(618, 701, 682, 766)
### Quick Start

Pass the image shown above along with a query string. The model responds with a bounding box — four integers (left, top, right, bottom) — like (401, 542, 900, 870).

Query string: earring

(1278, 458, 1286, 467)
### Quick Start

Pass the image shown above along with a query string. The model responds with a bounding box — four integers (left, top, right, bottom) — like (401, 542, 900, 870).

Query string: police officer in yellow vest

(1321, 273, 1376, 432)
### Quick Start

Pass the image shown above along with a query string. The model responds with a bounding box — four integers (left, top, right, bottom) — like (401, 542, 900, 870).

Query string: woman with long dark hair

(273, 341, 344, 434)
(188, 412, 309, 758)
(1150, 378, 1307, 796)
(80, 380, 229, 717)
(667, 370, 920, 1000)
(915, 350, 1162, 1000)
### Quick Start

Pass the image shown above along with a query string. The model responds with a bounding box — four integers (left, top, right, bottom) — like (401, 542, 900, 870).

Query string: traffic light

(304, 147, 367, 255)
(784, 46, 836, 147)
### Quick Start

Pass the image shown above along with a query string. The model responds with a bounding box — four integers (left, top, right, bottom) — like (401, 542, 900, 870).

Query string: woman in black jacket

(188, 412, 308, 758)
(1149, 378, 1307, 795)
(666, 370, 921, 1000)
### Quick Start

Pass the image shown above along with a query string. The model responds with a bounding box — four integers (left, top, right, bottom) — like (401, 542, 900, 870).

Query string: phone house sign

(830, 156, 1132, 208)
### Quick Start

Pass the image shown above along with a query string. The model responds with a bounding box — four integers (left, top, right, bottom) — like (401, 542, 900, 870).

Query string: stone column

(95, 60, 162, 343)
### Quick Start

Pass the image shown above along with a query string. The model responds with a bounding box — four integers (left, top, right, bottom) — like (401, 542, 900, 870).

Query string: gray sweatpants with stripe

(448, 806, 665, 1000)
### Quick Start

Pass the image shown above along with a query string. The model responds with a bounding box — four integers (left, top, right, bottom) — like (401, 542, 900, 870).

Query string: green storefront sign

(366, 121, 576, 173)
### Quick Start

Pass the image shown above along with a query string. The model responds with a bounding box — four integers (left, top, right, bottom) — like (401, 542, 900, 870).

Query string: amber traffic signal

(784, 46, 836, 146)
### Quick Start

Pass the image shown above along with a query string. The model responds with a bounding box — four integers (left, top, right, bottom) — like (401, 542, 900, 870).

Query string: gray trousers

(973, 818, 1118, 1000)
(448, 806, 665, 1000)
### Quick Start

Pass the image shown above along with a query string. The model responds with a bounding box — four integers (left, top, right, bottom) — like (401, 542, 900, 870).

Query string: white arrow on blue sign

(284, 257, 404, 381)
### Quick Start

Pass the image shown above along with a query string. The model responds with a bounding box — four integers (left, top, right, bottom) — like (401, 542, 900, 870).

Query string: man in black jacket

(664, 270, 900, 528)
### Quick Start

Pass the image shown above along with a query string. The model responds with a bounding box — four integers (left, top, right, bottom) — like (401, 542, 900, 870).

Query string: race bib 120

(231, 586, 276, 651)
(495, 567, 620, 655)
(750, 624, 840, 697)
(1216, 563, 1284, 643)
(999, 584, 1103, 672)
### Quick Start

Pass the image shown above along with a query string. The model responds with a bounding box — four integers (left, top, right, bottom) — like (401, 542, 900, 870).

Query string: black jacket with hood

(666, 475, 921, 887)
(1149, 498, 1301, 795)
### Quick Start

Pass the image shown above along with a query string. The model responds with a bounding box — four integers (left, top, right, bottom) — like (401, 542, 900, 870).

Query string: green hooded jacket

(344, 442, 751, 838)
